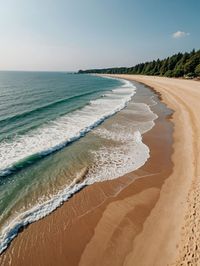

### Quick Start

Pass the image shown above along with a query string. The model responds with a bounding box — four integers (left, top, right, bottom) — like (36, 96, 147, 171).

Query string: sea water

(0, 72, 157, 253)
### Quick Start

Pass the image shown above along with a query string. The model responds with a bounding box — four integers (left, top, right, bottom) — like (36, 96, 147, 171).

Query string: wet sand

(110, 75, 200, 265)
(1, 75, 196, 265)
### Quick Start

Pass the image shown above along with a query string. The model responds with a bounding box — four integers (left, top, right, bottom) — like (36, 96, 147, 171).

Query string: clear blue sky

(0, 0, 199, 71)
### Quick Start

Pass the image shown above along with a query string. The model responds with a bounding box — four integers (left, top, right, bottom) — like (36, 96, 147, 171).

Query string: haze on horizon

(0, 0, 199, 72)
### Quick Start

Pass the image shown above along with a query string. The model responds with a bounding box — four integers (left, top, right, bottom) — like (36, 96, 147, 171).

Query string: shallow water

(0, 72, 157, 253)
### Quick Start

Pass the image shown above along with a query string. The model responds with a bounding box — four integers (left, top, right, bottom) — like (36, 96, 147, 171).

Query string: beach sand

(110, 75, 200, 265)
(1, 75, 200, 265)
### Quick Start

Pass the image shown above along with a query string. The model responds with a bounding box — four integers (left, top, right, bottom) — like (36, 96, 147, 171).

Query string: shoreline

(0, 78, 175, 265)
(108, 75, 200, 265)
(0, 78, 151, 255)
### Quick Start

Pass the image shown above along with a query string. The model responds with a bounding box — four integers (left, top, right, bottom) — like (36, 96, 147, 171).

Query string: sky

(0, 0, 199, 71)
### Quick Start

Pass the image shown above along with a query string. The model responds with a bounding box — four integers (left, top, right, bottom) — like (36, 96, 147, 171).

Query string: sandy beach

(111, 75, 200, 265)
(1, 75, 200, 266)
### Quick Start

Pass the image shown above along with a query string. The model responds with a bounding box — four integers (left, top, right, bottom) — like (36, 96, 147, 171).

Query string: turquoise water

(0, 72, 122, 176)
(0, 72, 121, 142)
(0, 72, 157, 254)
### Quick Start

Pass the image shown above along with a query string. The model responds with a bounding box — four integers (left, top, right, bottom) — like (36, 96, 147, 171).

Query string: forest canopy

(78, 49, 200, 78)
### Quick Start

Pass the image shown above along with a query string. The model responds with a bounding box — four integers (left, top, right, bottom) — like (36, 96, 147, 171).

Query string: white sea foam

(0, 131, 149, 254)
(0, 78, 158, 254)
(87, 100, 158, 183)
(0, 176, 87, 254)
(0, 79, 135, 176)
(86, 131, 149, 184)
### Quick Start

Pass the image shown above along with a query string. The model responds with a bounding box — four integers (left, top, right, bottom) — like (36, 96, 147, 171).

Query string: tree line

(78, 49, 200, 78)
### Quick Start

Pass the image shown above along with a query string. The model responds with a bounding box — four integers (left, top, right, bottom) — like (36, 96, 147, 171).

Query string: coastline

(108, 75, 200, 265)
(0, 78, 153, 255)
(0, 77, 175, 265)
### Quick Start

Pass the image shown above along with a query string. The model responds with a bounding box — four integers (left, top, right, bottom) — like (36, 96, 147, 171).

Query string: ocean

(0, 72, 157, 253)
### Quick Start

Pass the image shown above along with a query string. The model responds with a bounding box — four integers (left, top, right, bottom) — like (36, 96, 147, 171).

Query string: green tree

(78, 49, 200, 78)
(195, 64, 200, 76)
(173, 68, 184, 77)
(164, 70, 173, 77)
